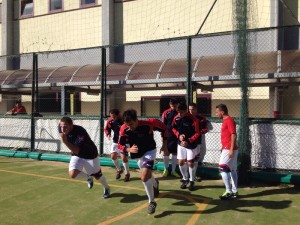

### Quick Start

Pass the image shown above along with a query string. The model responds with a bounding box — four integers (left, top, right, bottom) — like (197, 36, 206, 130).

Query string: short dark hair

(109, 108, 120, 115)
(16, 99, 21, 104)
(216, 104, 228, 114)
(60, 116, 73, 125)
(123, 109, 137, 122)
(169, 98, 178, 105)
(188, 102, 197, 108)
(177, 102, 187, 111)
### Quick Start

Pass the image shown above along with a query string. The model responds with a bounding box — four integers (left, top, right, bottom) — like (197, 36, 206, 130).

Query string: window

(81, 0, 96, 6)
(50, 0, 63, 12)
(21, 0, 33, 17)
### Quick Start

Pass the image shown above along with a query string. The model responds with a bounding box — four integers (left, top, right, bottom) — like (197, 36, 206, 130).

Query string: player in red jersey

(118, 109, 167, 214)
(215, 104, 238, 200)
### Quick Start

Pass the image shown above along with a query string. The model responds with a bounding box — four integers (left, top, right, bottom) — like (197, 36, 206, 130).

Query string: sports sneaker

(219, 191, 233, 200)
(162, 170, 168, 177)
(116, 169, 123, 180)
(124, 173, 130, 182)
(180, 179, 189, 189)
(232, 192, 239, 198)
(87, 177, 93, 189)
(171, 171, 181, 178)
(153, 179, 159, 198)
(147, 201, 157, 214)
(103, 187, 111, 199)
(188, 181, 195, 191)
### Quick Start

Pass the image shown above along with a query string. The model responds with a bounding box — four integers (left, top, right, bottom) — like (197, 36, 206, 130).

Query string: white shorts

(136, 149, 157, 169)
(219, 149, 238, 171)
(110, 143, 120, 154)
(177, 145, 196, 161)
(69, 156, 100, 176)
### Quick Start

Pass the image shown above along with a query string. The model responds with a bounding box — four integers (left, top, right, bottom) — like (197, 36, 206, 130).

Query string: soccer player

(172, 102, 201, 191)
(104, 109, 130, 182)
(59, 116, 110, 199)
(188, 102, 209, 181)
(215, 104, 238, 200)
(161, 98, 181, 178)
(118, 109, 167, 214)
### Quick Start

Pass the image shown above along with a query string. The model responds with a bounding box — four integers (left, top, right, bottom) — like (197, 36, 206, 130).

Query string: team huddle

(58, 99, 238, 214)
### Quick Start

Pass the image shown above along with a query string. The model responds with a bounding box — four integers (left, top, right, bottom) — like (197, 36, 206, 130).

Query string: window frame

(20, 0, 34, 18)
(49, 0, 63, 13)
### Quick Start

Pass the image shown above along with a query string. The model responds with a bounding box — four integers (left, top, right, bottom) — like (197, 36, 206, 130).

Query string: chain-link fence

(0, 27, 300, 173)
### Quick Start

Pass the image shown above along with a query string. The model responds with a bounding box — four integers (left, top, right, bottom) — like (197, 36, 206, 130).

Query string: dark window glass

(50, 0, 62, 11)
(81, 0, 96, 5)
(21, 0, 33, 16)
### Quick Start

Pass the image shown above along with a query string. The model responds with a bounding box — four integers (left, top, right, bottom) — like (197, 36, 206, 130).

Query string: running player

(104, 109, 130, 182)
(161, 98, 181, 178)
(172, 102, 201, 191)
(188, 102, 208, 181)
(118, 109, 167, 214)
(215, 104, 238, 200)
(59, 117, 110, 199)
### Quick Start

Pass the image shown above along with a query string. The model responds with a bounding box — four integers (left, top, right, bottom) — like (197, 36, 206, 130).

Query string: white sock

(163, 156, 170, 171)
(221, 172, 232, 193)
(143, 179, 154, 203)
(74, 171, 89, 180)
(188, 166, 196, 182)
(97, 175, 109, 189)
(171, 155, 178, 173)
(179, 164, 188, 180)
(112, 159, 121, 170)
(230, 170, 238, 193)
(123, 162, 130, 175)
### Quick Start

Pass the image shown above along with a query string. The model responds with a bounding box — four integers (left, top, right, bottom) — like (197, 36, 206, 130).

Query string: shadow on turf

(110, 192, 148, 203)
(154, 186, 297, 218)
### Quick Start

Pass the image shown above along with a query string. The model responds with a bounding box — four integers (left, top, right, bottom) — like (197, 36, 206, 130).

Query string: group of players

(58, 99, 238, 215)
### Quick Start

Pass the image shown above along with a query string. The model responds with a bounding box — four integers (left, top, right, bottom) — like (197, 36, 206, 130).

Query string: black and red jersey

(118, 119, 167, 159)
(172, 113, 201, 149)
(59, 125, 98, 159)
(162, 108, 178, 139)
(194, 113, 208, 144)
(104, 117, 123, 143)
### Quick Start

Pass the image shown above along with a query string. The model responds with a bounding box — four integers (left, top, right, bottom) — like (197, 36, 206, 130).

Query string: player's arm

(187, 118, 201, 144)
(60, 133, 80, 155)
(151, 118, 168, 153)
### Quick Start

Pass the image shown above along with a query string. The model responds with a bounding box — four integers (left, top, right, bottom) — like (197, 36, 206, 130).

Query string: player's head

(109, 108, 120, 120)
(188, 102, 197, 115)
(59, 117, 74, 135)
(15, 99, 22, 106)
(169, 98, 179, 110)
(215, 104, 228, 119)
(123, 109, 138, 130)
(177, 102, 188, 118)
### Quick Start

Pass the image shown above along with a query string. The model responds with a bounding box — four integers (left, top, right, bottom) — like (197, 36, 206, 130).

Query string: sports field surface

(1, 157, 299, 225)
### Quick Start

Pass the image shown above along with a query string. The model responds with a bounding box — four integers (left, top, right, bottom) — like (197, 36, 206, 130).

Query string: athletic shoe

(180, 179, 189, 189)
(232, 192, 239, 198)
(87, 177, 93, 189)
(195, 176, 202, 182)
(153, 179, 160, 198)
(162, 170, 168, 177)
(116, 169, 123, 180)
(171, 171, 181, 178)
(219, 191, 233, 200)
(188, 181, 195, 191)
(124, 173, 130, 182)
(147, 201, 157, 214)
(103, 187, 111, 199)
